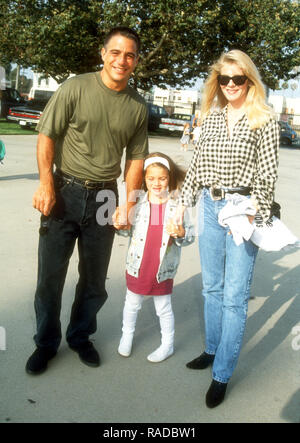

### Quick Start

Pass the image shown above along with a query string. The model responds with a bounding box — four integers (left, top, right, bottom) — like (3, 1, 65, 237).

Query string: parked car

(147, 103, 169, 131)
(159, 113, 192, 133)
(0, 88, 26, 118)
(278, 121, 298, 146)
(6, 97, 51, 127)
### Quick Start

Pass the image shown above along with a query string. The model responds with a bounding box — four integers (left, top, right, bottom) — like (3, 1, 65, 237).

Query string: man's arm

(124, 158, 144, 201)
(113, 158, 144, 230)
(32, 133, 56, 216)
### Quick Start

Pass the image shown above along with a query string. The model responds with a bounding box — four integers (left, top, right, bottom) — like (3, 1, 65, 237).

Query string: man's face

(101, 34, 139, 91)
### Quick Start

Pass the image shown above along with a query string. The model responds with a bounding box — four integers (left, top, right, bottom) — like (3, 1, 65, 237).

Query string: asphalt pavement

(0, 133, 299, 424)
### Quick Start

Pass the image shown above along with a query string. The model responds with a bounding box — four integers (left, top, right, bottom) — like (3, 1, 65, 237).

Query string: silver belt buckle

(209, 185, 225, 201)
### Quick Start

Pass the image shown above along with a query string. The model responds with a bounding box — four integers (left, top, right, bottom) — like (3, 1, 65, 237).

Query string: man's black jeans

(33, 174, 118, 351)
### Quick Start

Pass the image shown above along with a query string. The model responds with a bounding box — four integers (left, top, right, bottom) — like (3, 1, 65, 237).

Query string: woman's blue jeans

(198, 188, 258, 383)
(33, 174, 118, 351)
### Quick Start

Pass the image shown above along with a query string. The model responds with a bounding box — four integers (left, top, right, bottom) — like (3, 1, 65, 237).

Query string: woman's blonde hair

(200, 49, 272, 129)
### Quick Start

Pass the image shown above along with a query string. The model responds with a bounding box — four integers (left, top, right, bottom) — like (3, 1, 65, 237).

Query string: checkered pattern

(180, 106, 279, 222)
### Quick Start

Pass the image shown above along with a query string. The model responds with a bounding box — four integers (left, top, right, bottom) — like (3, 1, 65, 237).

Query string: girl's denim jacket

(118, 192, 194, 283)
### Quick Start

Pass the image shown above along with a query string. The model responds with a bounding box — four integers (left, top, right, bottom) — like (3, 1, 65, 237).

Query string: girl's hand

(166, 220, 185, 238)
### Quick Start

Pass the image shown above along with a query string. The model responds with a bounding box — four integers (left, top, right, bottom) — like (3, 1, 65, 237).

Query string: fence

(147, 96, 300, 135)
(146, 98, 201, 118)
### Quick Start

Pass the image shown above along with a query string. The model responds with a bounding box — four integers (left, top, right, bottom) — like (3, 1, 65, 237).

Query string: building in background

(268, 95, 300, 128)
(153, 87, 201, 116)
(28, 72, 74, 100)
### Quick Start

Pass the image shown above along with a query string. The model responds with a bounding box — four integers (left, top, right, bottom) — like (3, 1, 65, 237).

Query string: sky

(269, 85, 300, 99)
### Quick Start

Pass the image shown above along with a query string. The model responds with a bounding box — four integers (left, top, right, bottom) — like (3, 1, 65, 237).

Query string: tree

(0, 0, 299, 90)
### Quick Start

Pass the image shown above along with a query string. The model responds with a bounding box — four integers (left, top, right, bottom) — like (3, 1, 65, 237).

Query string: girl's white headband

(144, 157, 170, 170)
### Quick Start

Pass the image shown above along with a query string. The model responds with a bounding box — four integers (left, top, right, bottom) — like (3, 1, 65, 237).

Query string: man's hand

(113, 158, 144, 230)
(33, 133, 56, 216)
(33, 182, 56, 216)
(113, 205, 131, 230)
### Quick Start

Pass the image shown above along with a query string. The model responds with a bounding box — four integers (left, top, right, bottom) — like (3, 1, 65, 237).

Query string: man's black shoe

(26, 347, 57, 375)
(206, 379, 228, 408)
(69, 341, 100, 367)
(186, 352, 215, 369)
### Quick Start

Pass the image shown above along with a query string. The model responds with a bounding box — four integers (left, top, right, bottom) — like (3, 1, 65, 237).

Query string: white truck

(159, 113, 192, 133)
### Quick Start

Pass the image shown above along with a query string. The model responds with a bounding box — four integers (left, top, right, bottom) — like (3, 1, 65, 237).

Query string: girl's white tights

(118, 289, 174, 362)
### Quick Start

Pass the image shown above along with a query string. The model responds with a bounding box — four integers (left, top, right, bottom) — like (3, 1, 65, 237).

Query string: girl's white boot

(147, 341, 174, 363)
(118, 333, 134, 357)
(147, 296, 174, 363)
(118, 291, 143, 357)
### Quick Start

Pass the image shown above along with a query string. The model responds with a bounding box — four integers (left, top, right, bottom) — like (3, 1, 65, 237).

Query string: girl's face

(145, 165, 169, 201)
(219, 62, 249, 108)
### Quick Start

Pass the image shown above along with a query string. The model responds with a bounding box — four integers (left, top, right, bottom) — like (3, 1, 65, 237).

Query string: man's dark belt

(55, 169, 117, 190)
(208, 186, 252, 201)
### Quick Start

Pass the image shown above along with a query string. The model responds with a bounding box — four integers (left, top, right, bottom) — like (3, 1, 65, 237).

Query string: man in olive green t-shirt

(26, 27, 148, 375)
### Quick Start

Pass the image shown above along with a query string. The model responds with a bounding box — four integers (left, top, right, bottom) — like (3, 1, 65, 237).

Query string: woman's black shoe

(206, 380, 228, 408)
(186, 352, 215, 369)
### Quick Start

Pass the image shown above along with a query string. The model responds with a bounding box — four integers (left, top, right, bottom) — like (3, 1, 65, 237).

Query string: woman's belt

(207, 186, 252, 201)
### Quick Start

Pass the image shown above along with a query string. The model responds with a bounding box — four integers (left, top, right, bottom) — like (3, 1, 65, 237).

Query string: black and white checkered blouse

(180, 106, 279, 222)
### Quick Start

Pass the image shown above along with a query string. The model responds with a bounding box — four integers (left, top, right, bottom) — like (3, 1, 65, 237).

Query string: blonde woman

(179, 50, 279, 408)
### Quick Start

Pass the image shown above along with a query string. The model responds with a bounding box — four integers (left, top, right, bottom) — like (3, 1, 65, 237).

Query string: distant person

(0, 139, 5, 164)
(178, 50, 279, 408)
(192, 120, 201, 146)
(192, 115, 199, 129)
(117, 152, 194, 362)
(26, 26, 149, 375)
(190, 115, 199, 144)
(180, 122, 190, 151)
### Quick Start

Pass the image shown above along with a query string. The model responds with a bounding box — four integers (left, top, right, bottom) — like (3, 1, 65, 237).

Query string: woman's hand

(228, 214, 256, 236)
(174, 204, 186, 225)
(166, 219, 185, 238)
(247, 215, 255, 224)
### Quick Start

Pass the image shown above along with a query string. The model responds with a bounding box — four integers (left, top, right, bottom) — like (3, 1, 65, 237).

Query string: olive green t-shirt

(36, 72, 149, 181)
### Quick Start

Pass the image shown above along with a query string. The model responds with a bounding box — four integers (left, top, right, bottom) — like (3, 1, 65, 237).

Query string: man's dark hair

(103, 26, 141, 54)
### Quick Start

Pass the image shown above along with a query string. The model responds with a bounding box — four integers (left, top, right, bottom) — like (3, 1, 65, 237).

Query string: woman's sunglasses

(217, 75, 248, 86)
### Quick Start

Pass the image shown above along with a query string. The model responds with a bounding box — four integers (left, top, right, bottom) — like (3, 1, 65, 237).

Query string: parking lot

(0, 134, 299, 423)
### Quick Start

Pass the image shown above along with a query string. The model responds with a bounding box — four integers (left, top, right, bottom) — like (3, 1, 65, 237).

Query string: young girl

(117, 152, 194, 363)
(180, 123, 191, 151)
